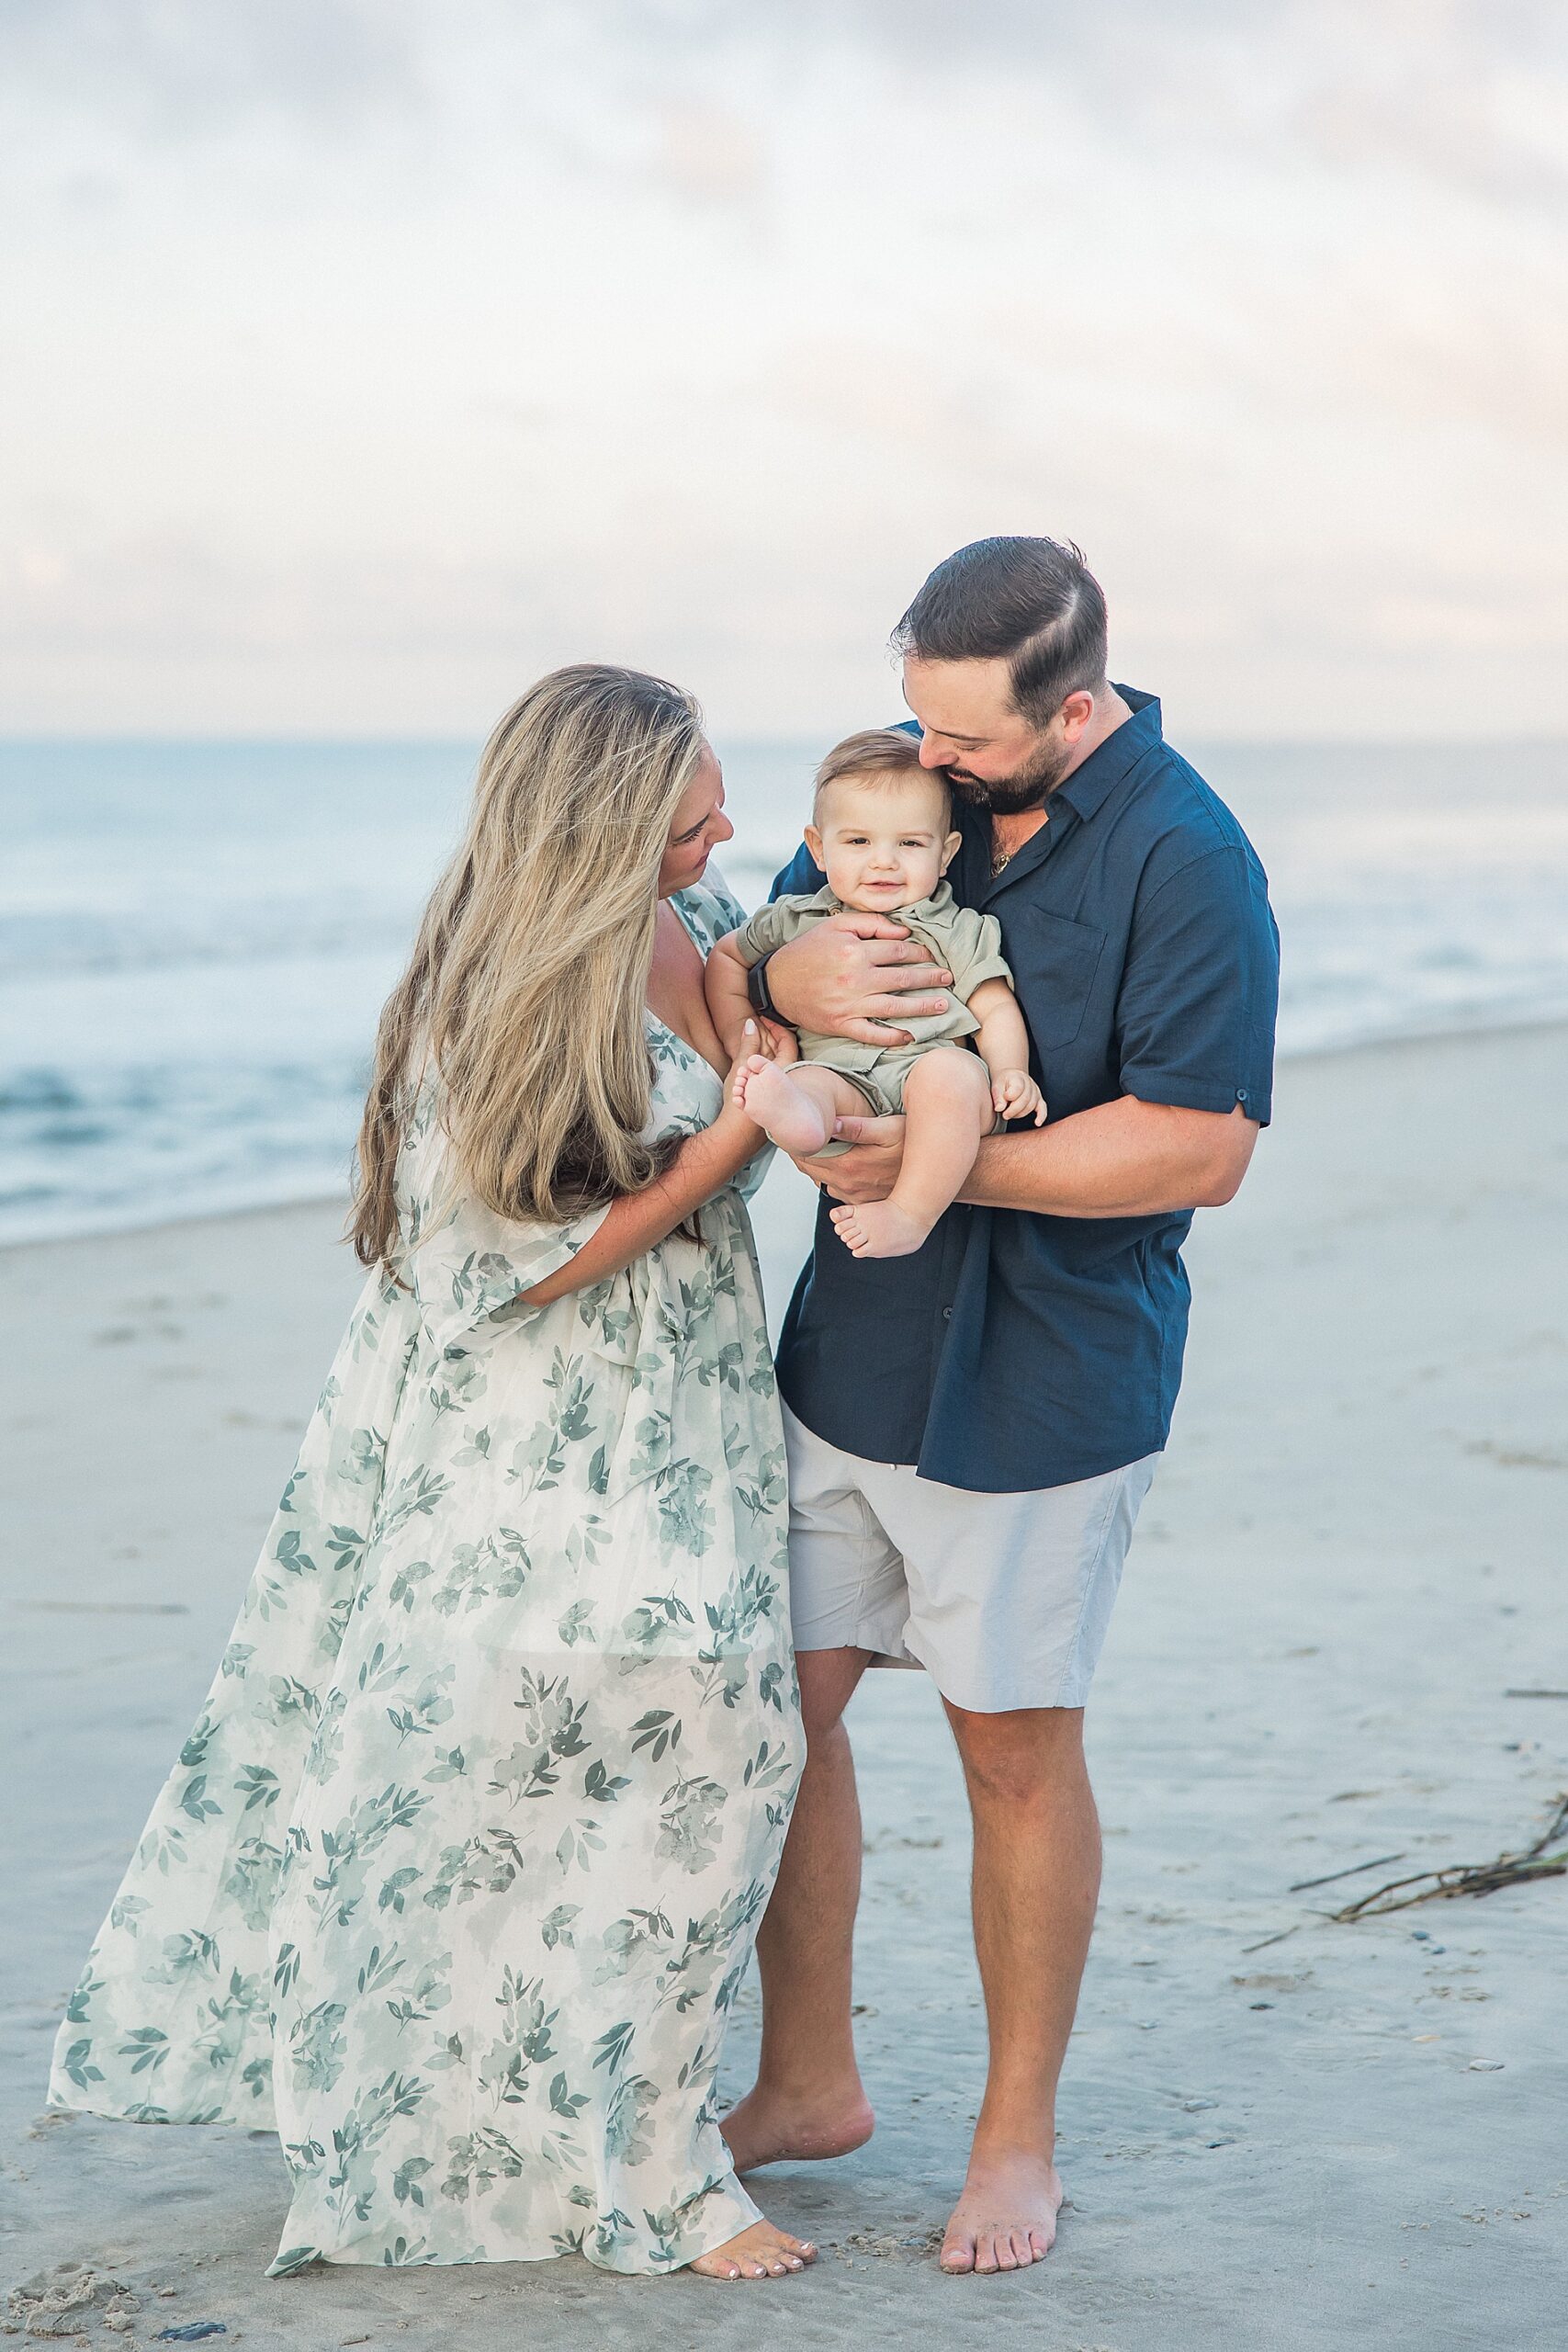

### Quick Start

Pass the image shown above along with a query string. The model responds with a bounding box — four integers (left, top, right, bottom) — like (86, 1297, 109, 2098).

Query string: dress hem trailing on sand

(47, 875, 804, 2278)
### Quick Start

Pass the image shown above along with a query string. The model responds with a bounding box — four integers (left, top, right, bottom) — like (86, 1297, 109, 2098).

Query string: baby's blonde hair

(811, 728, 951, 827)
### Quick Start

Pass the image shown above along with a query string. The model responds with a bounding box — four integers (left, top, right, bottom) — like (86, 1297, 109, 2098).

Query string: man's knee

(945, 1702, 1086, 1808)
(795, 1645, 866, 1749)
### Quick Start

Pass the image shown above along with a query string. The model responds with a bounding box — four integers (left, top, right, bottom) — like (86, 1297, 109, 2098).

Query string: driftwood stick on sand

(1288, 1851, 1406, 1894)
(1331, 1793, 1568, 1921)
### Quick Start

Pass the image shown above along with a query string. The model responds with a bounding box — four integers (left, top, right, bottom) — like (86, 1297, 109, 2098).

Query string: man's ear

(1059, 690, 1096, 744)
(804, 822, 825, 869)
(940, 827, 963, 874)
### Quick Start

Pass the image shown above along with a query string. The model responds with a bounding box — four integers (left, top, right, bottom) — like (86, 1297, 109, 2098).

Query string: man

(721, 537, 1280, 2276)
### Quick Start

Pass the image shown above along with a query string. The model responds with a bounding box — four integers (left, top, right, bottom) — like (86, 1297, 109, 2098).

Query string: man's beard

(940, 733, 1071, 815)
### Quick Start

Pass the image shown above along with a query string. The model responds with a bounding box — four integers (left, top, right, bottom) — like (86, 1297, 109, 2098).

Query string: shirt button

(1235, 1088, 1248, 1102)
(942, 1306, 953, 1320)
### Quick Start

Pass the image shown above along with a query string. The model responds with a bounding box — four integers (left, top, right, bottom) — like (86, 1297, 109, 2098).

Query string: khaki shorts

(783, 1400, 1156, 1713)
(807, 1043, 1004, 1155)
(814, 1044, 927, 1119)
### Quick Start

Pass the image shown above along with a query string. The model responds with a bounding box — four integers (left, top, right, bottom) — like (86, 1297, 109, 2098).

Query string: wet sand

(4, 1023, 1566, 2348)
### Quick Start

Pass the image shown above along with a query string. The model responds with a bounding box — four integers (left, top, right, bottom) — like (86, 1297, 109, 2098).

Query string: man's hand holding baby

(765, 913, 953, 1047)
(798, 1113, 905, 1202)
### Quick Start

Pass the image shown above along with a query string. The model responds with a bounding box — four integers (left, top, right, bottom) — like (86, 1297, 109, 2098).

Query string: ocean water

(3, 736, 1566, 1246)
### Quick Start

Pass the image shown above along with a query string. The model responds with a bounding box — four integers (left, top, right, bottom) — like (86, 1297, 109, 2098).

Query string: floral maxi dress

(48, 878, 804, 2277)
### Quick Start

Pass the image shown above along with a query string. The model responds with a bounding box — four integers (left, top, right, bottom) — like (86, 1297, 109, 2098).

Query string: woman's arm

(520, 1028, 769, 1306)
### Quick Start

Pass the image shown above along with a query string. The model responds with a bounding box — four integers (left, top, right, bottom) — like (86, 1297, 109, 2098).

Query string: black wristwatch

(746, 952, 783, 1023)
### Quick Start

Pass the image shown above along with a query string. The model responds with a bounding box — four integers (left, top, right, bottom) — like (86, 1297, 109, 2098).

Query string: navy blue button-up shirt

(769, 687, 1280, 1492)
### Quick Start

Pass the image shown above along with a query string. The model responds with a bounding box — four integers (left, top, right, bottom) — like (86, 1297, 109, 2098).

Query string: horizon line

(3, 729, 1568, 755)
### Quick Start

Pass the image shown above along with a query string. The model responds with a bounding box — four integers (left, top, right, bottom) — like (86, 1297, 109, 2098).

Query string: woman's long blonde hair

(350, 662, 706, 1270)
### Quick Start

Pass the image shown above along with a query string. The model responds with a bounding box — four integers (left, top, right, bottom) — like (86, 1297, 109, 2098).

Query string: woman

(49, 666, 814, 2284)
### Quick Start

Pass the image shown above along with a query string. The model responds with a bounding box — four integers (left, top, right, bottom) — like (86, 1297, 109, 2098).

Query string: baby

(705, 728, 1043, 1260)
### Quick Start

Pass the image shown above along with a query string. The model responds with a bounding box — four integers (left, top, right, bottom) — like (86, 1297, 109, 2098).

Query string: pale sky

(3, 0, 1566, 741)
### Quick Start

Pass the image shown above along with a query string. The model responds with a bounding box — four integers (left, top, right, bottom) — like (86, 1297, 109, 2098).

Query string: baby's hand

(992, 1069, 1046, 1126)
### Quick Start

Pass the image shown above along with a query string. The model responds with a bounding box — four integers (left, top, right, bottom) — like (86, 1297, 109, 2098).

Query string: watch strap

(746, 952, 780, 1023)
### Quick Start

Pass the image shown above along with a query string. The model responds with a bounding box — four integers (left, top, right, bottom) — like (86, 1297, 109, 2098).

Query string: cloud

(0, 0, 1563, 737)
(0, 0, 422, 139)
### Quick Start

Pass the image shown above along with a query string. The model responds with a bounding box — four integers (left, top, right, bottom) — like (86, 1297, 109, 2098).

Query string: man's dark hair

(891, 537, 1109, 727)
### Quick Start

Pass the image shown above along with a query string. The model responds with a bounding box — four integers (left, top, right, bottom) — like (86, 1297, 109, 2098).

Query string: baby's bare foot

(688, 2217, 818, 2281)
(829, 1198, 931, 1259)
(735, 1057, 833, 1156)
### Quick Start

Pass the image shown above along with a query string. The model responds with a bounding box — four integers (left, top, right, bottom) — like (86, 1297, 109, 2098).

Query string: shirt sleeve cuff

(1122, 1069, 1270, 1124)
(957, 955, 1018, 999)
(727, 917, 768, 967)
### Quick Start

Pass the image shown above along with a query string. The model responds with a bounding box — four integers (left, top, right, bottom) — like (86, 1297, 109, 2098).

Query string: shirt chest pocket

(1007, 905, 1108, 1052)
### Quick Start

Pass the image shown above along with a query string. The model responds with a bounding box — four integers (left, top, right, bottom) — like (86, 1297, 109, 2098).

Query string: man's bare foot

(721, 2080, 876, 2173)
(939, 2148, 1064, 2276)
(829, 1198, 932, 1260)
(688, 2217, 818, 2280)
(734, 1057, 832, 1156)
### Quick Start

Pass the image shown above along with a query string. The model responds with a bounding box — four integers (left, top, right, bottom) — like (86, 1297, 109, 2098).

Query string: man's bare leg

(938, 1702, 1098, 2276)
(722, 1647, 875, 2171)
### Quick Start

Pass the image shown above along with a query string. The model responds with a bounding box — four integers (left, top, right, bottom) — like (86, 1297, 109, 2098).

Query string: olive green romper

(727, 882, 1016, 1143)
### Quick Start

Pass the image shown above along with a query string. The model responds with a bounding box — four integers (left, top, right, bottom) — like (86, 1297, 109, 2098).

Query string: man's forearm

(959, 1096, 1258, 1217)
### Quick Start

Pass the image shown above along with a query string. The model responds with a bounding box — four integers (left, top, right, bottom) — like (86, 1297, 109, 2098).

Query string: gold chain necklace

(991, 810, 1048, 876)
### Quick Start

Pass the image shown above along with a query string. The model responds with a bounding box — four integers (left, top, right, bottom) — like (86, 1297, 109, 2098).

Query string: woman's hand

(796, 1112, 906, 1202)
(766, 914, 952, 1046)
(758, 1017, 799, 1065)
(725, 1016, 795, 1091)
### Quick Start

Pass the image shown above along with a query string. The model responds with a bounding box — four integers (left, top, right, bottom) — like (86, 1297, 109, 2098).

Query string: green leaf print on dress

(47, 875, 803, 2278)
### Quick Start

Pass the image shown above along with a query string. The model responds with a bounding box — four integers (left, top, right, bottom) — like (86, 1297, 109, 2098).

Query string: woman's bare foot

(939, 2148, 1064, 2276)
(734, 1057, 832, 1156)
(721, 2078, 875, 2173)
(688, 2217, 818, 2281)
(829, 1198, 931, 1259)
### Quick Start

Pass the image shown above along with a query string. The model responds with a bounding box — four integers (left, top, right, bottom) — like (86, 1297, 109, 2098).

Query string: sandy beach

(4, 1022, 1565, 2349)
